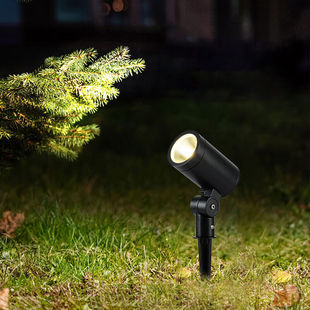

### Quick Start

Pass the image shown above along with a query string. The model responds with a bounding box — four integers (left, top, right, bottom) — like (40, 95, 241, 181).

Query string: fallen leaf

(179, 267, 192, 278)
(273, 284, 300, 307)
(0, 288, 9, 310)
(272, 270, 292, 284)
(0, 211, 25, 238)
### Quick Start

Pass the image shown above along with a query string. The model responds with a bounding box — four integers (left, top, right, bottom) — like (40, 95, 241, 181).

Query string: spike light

(168, 130, 240, 277)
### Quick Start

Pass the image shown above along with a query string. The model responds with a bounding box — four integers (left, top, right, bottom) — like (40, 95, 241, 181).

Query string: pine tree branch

(0, 46, 145, 166)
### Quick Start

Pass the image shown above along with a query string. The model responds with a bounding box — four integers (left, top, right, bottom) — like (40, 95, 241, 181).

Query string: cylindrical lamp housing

(168, 130, 240, 197)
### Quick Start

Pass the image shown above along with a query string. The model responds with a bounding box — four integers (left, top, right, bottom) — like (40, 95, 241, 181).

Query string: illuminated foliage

(0, 47, 145, 165)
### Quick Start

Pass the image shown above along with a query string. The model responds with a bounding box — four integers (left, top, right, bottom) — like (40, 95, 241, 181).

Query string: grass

(1, 76, 310, 309)
(1, 156, 309, 309)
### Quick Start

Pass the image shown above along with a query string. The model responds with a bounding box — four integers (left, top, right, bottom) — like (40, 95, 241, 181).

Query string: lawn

(0, 77, 310, 309)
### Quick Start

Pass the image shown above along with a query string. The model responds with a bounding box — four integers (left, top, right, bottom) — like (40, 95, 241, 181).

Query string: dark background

(0, 0, 309, 200)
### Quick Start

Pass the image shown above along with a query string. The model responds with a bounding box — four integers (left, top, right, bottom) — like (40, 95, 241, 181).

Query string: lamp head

(168, 130, 240, 197)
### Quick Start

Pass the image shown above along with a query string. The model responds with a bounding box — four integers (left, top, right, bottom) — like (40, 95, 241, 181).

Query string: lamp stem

(195, 213, 215, 278)
(191, 190, 220, 278)
(198, 237, 212, 277)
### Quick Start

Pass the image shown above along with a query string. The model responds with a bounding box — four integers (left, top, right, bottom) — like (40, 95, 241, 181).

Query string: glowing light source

(170, 133, 197, 163)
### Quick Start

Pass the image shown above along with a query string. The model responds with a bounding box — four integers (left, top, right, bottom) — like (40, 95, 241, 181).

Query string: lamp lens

(170, 133, 197, 163)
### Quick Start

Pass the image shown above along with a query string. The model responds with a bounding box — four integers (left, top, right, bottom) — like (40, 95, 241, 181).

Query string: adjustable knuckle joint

(190, 196, 220, 217)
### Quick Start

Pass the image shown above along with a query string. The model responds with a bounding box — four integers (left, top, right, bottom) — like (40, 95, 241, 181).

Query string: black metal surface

(198, 237, 212, 277)
(168, 130, 240, 197)
(168, 131, 240, 278)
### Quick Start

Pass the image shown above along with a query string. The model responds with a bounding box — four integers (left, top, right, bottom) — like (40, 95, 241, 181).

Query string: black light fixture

(168, 130, 240, 277)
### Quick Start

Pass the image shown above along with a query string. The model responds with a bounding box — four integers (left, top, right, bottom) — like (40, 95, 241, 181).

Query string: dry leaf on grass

(179, 267, 192, 279)
(0, 288, 9, 310)
(272, 270, 292, 284)
(273, 284, 300, 307)
(0, 210, 25, 238)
